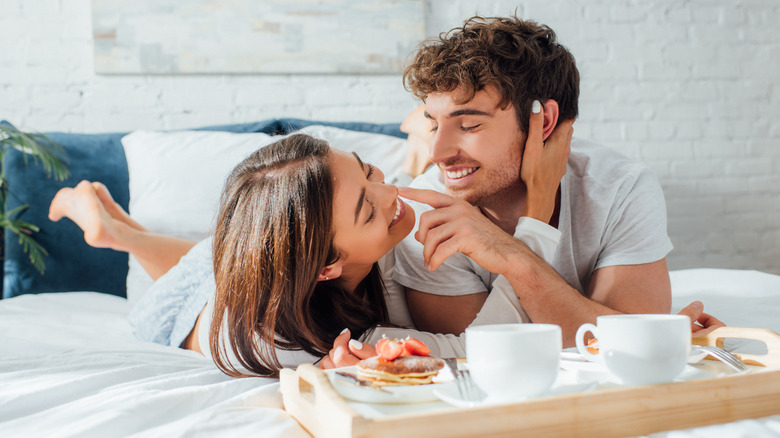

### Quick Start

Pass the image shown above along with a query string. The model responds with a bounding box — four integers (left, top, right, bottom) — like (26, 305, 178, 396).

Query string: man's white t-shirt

(392, 137, 674, 298)
(365, 220, 559, 358)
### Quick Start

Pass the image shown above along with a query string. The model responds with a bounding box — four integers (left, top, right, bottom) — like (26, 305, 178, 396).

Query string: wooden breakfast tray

(280, 327, 780, 438)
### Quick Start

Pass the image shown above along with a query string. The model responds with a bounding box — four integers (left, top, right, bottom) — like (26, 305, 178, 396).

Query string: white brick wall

(2, 0, 779, 273)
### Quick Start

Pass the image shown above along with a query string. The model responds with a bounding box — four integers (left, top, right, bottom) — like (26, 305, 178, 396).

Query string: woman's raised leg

(49, 180, 196, 280)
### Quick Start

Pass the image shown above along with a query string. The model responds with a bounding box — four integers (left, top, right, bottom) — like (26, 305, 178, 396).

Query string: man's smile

(444, 166, 479, 180)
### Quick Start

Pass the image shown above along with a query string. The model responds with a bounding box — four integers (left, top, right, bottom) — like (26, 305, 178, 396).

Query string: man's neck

(477, 184, 528, 234)
(479, 185, 561, 234)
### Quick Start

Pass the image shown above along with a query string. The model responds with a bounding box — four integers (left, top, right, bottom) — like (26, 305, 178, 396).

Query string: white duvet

(0, 292, 307, 438)
(1, 269, 780, 437)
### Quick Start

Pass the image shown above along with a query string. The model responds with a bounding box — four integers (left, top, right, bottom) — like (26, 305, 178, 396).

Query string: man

(323, 16, 720, 367)
(323, 16, 722, 367)
(390, 16, 699, 347)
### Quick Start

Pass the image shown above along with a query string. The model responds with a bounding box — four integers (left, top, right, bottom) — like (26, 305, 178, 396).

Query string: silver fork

(444, 358, 485, 404)
(694, 345, 749, 373)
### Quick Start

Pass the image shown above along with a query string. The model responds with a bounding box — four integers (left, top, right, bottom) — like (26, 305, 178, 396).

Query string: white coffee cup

(575, 314, 690, 385)
(465, 323, 561, 402)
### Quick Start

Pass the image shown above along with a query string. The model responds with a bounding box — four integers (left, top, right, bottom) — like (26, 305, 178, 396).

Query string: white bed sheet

(670, 268, 780, 335)
(0, 292, 308, 438)
(1, 269, 780, 437)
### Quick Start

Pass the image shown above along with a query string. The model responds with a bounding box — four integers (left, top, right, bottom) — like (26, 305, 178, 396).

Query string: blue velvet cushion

(2, 119, 403, 299)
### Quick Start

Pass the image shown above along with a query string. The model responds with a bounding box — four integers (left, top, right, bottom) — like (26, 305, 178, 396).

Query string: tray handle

(280, 364, 362, 438)
(692, 326, 780, 368)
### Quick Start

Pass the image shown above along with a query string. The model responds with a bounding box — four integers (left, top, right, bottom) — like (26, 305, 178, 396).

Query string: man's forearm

(508, 265, 616, 346)
(406, 288, 488, 334)
(505, 246, 669, 347)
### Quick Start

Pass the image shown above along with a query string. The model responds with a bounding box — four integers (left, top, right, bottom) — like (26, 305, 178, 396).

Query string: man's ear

(318, 262, 343, 282)
(541, 100, 560, 141)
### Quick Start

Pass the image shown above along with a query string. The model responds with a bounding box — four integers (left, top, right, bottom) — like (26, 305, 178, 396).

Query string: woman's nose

(373, 181, 399, 208)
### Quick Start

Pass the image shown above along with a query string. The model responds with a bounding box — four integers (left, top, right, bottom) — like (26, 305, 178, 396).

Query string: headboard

(2, 119, 404, 299)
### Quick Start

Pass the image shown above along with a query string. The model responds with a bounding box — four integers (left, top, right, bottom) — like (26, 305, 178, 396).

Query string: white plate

(560, 347, 718, 385)
(560, 347, 709, 370)
(434, 372, 597, 408)
(327, 365, 455, 404)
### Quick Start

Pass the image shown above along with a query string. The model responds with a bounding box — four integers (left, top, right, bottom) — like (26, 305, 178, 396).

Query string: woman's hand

(677, 301, 727, 337)
(398, 186, 535, 274)
(319, 329, 377, 369)
(520, 101, 573, 223)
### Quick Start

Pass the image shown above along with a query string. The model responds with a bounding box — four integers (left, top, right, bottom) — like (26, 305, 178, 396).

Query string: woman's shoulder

(174, 237, 214, 269)
(191, 236, 214, 254)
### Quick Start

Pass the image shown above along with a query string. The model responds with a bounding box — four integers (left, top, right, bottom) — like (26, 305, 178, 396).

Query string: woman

(49, 111, 720, 378)
(50, 132, 417, 376)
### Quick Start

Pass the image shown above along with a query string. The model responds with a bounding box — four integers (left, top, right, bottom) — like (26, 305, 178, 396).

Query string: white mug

(575, 314, 690, 385)
(466, 323, 561, 402)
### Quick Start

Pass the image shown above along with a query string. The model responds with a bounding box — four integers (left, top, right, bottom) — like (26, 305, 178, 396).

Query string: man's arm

(502, 248, 670, 347)
(588, 259, 671, 314)
(399, 186, 673, 347)
(406, 289, 488, 334)
(405, 215, 562, 334)
(404, 226, 671, 347)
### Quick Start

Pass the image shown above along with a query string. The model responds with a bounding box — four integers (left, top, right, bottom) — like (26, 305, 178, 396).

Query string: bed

(2, 119, 780, 437)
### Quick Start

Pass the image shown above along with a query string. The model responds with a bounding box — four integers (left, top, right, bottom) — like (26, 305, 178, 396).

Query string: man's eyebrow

(448, 109, 492, 118)
(352, 152, 366, 225)
(424, 109, 492, 119)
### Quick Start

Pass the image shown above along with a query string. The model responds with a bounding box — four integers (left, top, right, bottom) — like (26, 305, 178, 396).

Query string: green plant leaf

(0, 125, 70, 181)
(0, 125, 70, 275)
(16, 231, 48, 275)
(3, 204, 32, 220)
(1, 216, 48, 275)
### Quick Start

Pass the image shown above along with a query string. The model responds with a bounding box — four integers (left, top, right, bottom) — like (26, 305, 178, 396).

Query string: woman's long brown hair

(210, 134, 389, 377)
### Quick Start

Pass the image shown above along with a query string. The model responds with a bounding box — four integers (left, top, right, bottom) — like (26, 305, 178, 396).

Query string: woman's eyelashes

(366, 163, 375, 179)
(366, 199, 376, 223)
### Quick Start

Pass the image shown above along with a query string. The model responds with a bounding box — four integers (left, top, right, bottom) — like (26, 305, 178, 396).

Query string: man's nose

(430, 127, 457, 164)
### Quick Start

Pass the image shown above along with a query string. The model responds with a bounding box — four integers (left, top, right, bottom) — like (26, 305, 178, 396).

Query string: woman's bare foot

(91, 182, 146, 231)
(49, 180, 130, 250)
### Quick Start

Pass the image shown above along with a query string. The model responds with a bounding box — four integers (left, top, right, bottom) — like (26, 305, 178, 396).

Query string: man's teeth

(445, 167, 477, 179)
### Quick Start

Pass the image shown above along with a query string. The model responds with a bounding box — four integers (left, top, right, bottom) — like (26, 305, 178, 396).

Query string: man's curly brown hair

(403, 16, 579, 133)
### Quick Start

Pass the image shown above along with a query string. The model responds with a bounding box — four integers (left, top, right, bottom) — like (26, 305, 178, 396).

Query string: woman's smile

(388, 198, 406, 229)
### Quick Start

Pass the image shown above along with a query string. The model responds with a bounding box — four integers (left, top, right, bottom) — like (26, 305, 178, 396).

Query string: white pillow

(295, 125, 407, 176)
(121, 126, 408, 303)
(122, 130, 275, 303)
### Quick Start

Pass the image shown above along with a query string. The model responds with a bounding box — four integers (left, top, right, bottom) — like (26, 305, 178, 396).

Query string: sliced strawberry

(376, 338, 403, 361)
(587, 337, 599, 354)
(402, 338, 430, 356)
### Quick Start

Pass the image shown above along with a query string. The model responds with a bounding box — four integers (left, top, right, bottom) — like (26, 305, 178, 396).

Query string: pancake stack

(355, 337, 444, 387)
(356, 354, 445, 386)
